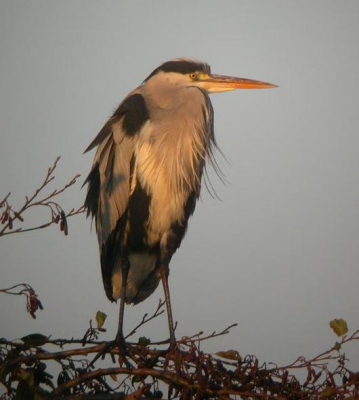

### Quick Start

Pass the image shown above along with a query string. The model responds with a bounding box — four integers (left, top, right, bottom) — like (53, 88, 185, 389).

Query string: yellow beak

(196, 74, 278, 93)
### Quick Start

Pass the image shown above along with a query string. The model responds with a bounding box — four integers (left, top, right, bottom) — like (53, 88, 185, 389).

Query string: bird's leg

(88, 260, 131, 370)
(160, 263, 176, 349)
(114, 259, 133, 367)
(92, 261, 132, 369)
(115, 260, 129, 343)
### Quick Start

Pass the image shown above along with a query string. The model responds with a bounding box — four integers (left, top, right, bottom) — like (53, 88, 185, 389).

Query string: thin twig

(125, 299, 166, 340)
(0, 157, 84, 237)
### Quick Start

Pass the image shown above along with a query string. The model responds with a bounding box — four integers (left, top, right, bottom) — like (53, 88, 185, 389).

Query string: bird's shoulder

(85, 89, 150, 153)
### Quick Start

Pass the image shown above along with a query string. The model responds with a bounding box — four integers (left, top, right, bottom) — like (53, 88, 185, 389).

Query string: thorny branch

(1, 305, 359, 399)
(0, 156, 84, 237)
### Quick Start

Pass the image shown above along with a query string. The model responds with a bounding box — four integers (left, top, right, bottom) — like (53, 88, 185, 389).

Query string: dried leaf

(1, 211, 9, 223)
(96, 311, 107, 330)
(319, 387, 336, 397)
(109, 374, 118, 382)
(60, 211, 68, 235)
(329, 319, 348, 337)
(215, 350, 241, 361)
(127, 383, 150, 398)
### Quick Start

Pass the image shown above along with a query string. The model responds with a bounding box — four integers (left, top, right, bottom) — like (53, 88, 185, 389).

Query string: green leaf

(329, 319, 348, 337)
(18, 368, 34, 384)
(332, 341, 341, 352)
(131, 374, 146, 384)
(15, 369, 35, 400)
(14, 379, 34, 400)
(95, 311, 107, 330)
(138, 336, 151, 347)
(21, 334, 48, 347)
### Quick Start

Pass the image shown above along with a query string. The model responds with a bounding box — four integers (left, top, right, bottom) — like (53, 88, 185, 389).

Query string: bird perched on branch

(84, 58, 276, 347)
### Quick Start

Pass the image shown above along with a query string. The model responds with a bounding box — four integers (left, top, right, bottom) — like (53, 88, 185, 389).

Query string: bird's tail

(111, 252, 161, 304)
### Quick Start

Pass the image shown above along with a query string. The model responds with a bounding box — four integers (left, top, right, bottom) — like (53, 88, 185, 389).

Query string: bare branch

(125, 299, 166, 341)
(0, 157, 84, 237)
(1, 310, 359, 399)
(0, 283, 43, 318)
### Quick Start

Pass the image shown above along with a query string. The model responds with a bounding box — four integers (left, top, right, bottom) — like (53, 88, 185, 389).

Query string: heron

(84, 59, 276, 348)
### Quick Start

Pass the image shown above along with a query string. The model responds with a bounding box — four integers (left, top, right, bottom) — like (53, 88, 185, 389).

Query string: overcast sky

(1, 0, 359, 374)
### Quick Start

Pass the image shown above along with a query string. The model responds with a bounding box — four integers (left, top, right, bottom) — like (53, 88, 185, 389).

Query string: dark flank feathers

(83, 164, 100, 218)
(165, 193, 197, 261)
(121, 94, 150, 136)
(84, 118, 114, 153)
(100, 215, 128, 300)
(127, 182, 152, 252)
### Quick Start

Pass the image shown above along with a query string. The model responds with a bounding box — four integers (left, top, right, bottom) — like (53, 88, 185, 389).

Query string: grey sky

(1, 0, 359, 373)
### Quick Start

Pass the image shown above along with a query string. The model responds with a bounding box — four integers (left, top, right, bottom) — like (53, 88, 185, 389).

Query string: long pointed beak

(196, 74, 278, 93)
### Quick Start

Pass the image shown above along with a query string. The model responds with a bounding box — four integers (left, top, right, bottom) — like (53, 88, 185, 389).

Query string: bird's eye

(189, 73, 198, 80)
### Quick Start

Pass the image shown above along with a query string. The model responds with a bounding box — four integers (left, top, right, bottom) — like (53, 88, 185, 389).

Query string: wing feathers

(85, 93, 150, 245)
(84, 93, 151, 301)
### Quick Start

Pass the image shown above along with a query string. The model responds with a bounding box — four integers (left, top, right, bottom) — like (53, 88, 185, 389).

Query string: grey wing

(85, 119, 135, 247)
(84, 120, 135, 300)
(84, 92, 150, 300)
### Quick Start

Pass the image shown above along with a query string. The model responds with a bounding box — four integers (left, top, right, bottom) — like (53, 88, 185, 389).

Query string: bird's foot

(151, 335, 178, 356)
(88, 337, 134, 369)
(168, 335, 177, 351)
(113, 334, 134, 369)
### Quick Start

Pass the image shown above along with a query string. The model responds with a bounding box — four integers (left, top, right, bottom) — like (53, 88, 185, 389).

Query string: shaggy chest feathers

(132, 106, 206, 246)
(122, 83, 207, 246)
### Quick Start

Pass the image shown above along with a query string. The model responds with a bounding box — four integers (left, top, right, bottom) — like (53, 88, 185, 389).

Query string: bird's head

(144, 58, 277, 94)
